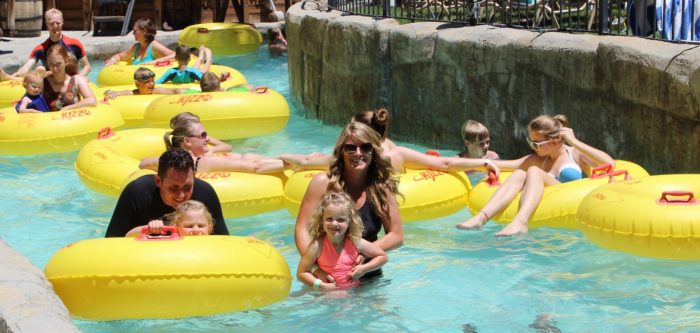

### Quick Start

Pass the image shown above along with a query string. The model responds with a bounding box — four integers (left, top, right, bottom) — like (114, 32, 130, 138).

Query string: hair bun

(374, 108, 390, 126)
(553, 114, 569, 127)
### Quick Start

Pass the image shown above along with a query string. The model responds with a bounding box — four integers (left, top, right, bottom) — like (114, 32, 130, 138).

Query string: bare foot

(0, 67, 12, 81)
(455, 211, 488, 230)
(494, 220, 528, 237)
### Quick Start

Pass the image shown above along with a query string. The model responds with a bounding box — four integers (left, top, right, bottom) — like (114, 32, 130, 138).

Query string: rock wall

(0, 239, 78, 333)
(287, 4, 700, 174)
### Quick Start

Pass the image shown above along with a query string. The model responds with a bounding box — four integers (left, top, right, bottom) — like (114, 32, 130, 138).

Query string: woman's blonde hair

(352, 108, 390, 140)
(528, 115, 569, 139)
(309, 191, 364, 245)
(163, 200, 214, 231)
(327, 121, 398, 223)
(164, 112, 201, 149)
(460, 120, 489, 143)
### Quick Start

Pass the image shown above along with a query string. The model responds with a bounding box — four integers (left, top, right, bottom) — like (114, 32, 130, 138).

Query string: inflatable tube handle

(486, 171, 500, 187)
(425, 149, 440, 156)
(590, 163, 613, 179)
(136, 226, 182, 241)
(97, 127, 114, 139)
(657, 191, 698, 205)
(155, 59, 172, 67)
(197, 27, 210, 33)
(607, 169, 630, 183)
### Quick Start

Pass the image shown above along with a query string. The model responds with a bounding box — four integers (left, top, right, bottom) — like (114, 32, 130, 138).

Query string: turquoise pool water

(2, 48, 700, 332)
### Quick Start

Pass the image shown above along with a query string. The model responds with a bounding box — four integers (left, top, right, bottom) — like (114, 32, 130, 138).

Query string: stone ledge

(0, 238, 79, 333)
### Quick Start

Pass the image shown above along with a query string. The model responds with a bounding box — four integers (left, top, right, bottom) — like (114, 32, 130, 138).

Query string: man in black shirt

(105, 148, 229, 237)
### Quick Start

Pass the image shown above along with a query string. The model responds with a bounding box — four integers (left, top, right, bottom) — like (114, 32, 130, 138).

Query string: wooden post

(82, 0, 92, 30)
(7, 0, 16, 32)
(154, 0, 162, 28)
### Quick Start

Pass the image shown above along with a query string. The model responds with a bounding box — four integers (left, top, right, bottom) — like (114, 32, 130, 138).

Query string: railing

(331, 0, 700, 43)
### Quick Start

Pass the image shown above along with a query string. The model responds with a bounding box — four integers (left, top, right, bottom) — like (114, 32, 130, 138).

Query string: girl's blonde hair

(163, 200, 214, 230)
(23, 71, 43, 88)
(328, 121, 399, 223)
(309, 191, 364, 245)
(528, 115, 569, 139)
(164, 112, 201, 149)
(460, 120, 489, 143)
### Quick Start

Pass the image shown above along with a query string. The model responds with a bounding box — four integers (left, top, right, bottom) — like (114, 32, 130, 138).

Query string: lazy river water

(1, 48, 699, 332)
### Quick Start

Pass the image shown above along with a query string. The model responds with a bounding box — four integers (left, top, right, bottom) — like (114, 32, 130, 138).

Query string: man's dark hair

(157, 148, 195, 179)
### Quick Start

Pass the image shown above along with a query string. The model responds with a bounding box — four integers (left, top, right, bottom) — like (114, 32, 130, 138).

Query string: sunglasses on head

(526, 137, 553, 150)
(343, 143, 373, 155)
(189, 131, 208, 140)
(135, 72, 155, 81)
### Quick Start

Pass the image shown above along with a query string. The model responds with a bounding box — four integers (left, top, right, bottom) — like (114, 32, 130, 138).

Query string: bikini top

(131, 43, 155, 65)
(543, 145, 583, 183)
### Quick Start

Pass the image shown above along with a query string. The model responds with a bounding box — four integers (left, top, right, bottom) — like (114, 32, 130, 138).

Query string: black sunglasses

(189, 131, 208, 140)
(343, 143, 373, 155)
(134, 72, 155, 81)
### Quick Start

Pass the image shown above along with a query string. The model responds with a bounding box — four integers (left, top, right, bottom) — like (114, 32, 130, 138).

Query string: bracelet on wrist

(312, 278, 322, 289)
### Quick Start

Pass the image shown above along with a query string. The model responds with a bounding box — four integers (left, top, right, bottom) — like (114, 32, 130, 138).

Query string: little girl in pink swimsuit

(297, 191, 388, 290)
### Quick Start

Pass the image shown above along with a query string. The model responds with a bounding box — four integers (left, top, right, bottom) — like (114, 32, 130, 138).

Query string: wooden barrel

(15, 0, 42, 37)
(0, 0, 43, 37)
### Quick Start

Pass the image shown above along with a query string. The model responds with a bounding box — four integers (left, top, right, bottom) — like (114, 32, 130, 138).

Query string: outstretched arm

(206, 137, 232, 153)
(396, 146, 500, 176)
(12, 58, 37, 77)
(199, 155, 285, 174)
(149, 41, 176, 64)
(278, 153, 331, 171)
(104, 44, 135, 65)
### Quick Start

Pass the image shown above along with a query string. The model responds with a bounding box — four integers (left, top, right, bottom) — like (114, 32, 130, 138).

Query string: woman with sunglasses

(104, 18, 175, 66)
(455, 114, 614, 236)
(294, 121, 402, 284)
(280, 108, 500, 176)
(139, 112, 284, 174)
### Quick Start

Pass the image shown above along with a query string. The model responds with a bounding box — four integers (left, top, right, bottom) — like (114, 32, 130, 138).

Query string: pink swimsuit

(317, 236, 360, 288)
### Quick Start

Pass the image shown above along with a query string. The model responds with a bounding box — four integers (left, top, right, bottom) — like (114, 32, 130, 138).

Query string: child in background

(297, 191, 387, 290)
(156, 45, 214, 84)
(199, 71, 267, 94)
(268, 28, 288, 56)
(104, 67, 186, 99)
(15, 70, 50, 113)
(458, 120, 500, 185)
(125, 200, 214, 237)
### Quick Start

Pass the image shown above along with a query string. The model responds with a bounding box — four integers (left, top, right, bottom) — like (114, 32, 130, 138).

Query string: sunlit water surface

(1, 48, 699, 333)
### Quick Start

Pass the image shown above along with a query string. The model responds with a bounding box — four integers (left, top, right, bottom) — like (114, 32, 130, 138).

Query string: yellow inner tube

(178, 23, 263, 56)
(283, 169, 471, 222)
(0, 104, 124, 155)
(467, 160, 650, 229)
(97, 58, 246, 87)
(144, 89, 290, 140)
(45, 235, 292, 320)
(75, 128, 285, 218)
(578, 174, 700, 260)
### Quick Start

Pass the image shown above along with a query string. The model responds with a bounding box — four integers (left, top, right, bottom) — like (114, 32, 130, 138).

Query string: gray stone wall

(0, 239, 79, 333)
(287, 4, 700, 174)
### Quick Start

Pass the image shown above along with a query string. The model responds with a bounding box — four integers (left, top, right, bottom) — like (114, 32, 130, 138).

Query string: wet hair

(133, 67, 155, 81)
(328, 121, 399, 222)
(164, 112, 201, 150)
(309, 191, 364, 245)
(134, 18, 156, 43)
(528, 115, 569, 139)
(175, 45, 191, 63)
(200, 72, 221, 92)
(163, 200, 214, 232)
(45, 8, 63, 23)
(23, 71, 43, 89)
(157, 148, 195, 179)
(460, 120, 490, 143)
(352, 108, 390, 140)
